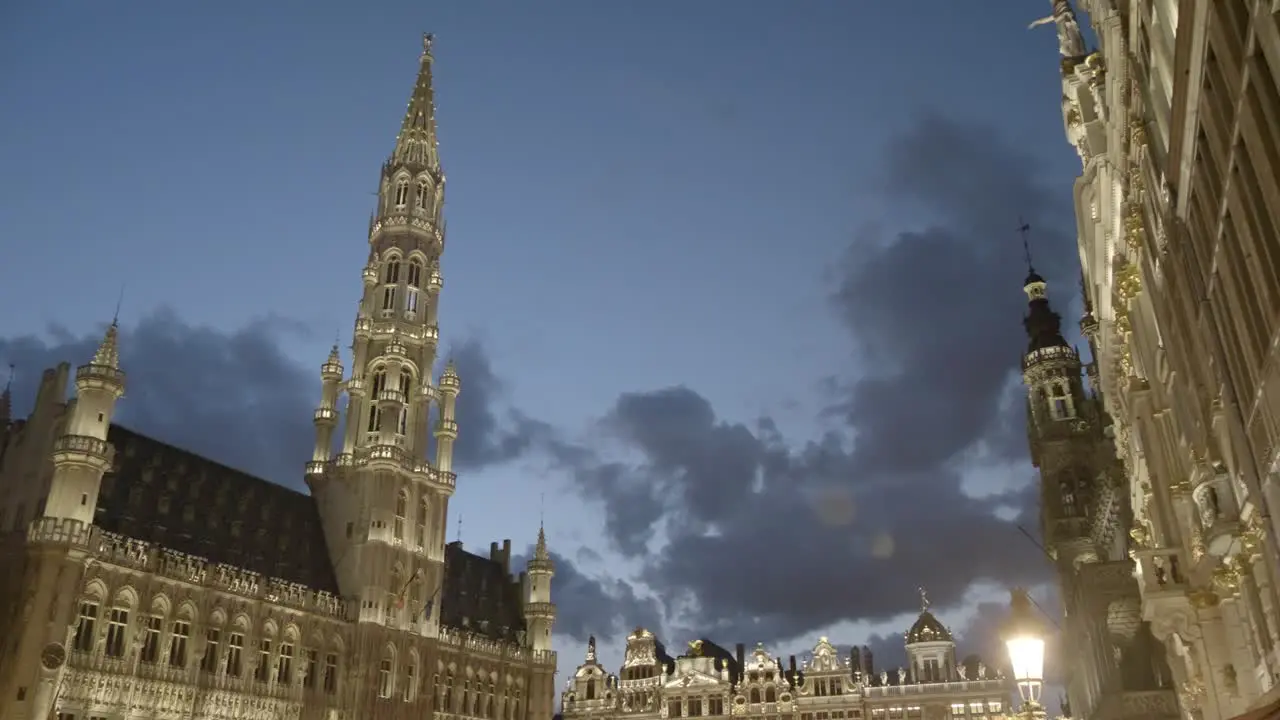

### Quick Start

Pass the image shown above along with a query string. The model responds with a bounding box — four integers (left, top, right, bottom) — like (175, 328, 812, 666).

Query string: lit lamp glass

(1002, 588, 1046, 709)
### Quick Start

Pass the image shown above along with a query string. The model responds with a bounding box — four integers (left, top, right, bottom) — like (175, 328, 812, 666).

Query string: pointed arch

(405, 647, 421, 701)
(394, 490, 409, 539)
(175, 599, 198, 621)
(82, 578, 108, 603)
(416, 494, 430, 548)
(112, 585, 139, 609)
(207, 606, 227, 627)
(415, 176, 432, 211)
(148, 592, 171, 617)
(378, 643, 398, 698)
(394, 175, 411, 208)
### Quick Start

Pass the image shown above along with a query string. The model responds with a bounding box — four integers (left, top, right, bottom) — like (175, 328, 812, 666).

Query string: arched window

(394, 491, 408, 538)
(398, 407, 409, 436)
(1048, 381, 1073, 419)
(405, 259, 424, 315)
(382, 285, 397, 311)
(750, 688, 761, 704)
(765, 687, 776, 703)
(587, 679, 596, 700)
(378, 657, 394, 697)
(416, 499, 429, 547)
(372, 370, 388, 396)
(385, 258, 401, 284)
(367, 406, 381, 433)
(416, 180, 430, 210)
(399, 373, 410, 396)
(405, 660, 417, 701)
(394, 180, 410, 208)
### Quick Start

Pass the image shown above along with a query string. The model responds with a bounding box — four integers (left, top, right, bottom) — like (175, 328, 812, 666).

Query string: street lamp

(1003, 588, 1046, 719)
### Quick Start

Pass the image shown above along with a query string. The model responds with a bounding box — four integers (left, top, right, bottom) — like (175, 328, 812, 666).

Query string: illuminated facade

(1042, 0, 1280, 718)
(562, 607, 1007, 720)
(0, 35, 558, 720)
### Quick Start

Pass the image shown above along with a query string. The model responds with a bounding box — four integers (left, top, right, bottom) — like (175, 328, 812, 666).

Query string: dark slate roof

(906, 610, 953, 644)
(95, 425, 528, 638)
(441, 540, 528, 643)
(97, 425, 340, 593)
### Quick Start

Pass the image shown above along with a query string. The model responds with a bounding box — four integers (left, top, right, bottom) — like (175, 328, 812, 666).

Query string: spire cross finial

(1018, 218, 1034, 273)
(539, 491, 545, 528)
(112, 284, 126, 326)
(423, 33, 435, 54)
(919, 586, 929, 610)
(456, 513, 462, 544)
(4, 363, 13, 392)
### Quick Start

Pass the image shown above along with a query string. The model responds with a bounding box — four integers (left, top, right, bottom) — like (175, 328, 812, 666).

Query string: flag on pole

(419, 577, 444, 622)
(394, 569, 421, 610)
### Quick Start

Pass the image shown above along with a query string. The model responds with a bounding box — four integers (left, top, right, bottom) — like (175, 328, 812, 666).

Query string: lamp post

(1003, 588, 1047, 720)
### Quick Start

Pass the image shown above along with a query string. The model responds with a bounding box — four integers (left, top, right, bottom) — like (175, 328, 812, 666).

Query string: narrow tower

(523, 525, 557, 652)
(307, 34, 456, 632)
(1021, 264, 1098, 567)
(45, 322, 126, 524)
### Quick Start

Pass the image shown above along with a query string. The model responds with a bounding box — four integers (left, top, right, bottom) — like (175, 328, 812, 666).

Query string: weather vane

(1017, 217, 1034, 272)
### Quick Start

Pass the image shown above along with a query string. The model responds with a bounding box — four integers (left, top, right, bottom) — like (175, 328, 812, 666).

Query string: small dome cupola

(906, 610, 953, 645)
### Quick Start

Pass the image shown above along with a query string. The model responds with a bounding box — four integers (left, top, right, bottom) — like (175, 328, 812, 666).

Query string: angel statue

(1028, 0, 1086, 58)
(687, 639, 704, 658)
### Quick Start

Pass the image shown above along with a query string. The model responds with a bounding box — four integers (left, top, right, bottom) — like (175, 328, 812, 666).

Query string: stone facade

(0, 34, 558, 720)
(561, 609, 1008, 720)
(1041, 1, 1280, 718)
(1018, 266, 1180, 720)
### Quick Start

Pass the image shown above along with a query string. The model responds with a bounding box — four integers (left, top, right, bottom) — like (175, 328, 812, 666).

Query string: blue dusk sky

(1, 0, 1086, 691)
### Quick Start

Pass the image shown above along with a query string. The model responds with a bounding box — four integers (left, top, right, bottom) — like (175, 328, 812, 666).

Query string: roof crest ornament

(918, 586, 929, 611)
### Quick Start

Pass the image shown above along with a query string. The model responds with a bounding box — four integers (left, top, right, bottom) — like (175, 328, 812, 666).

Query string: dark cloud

(557, 113, 1079, 645)
(0, 310, 552, 484)
(513, 549, 663, 645)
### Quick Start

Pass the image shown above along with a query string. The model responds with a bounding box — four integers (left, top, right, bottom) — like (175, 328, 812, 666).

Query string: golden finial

(919, 586, 929, 611)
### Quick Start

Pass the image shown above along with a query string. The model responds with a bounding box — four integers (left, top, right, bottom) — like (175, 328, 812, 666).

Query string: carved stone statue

(880, 670, 888, 686)
(897, 667, 906, 685)
(1029, 0, 1085, 58)
(977, 662, 987, 680)
(959, 664, 969, 681)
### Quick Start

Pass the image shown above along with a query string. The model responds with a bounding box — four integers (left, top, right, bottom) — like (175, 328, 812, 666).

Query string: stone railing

(864, 677, 1007, 697)
(328, 447, 457, 489)
(437, 627, 556, 666)
(27, 520, 350, 620)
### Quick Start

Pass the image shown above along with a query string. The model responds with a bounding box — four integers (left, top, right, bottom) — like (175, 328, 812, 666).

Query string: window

(379, 658, 393, 698)
(324, 653, 338, 693)
(406, 288, 420, 314)
(200, 629, 221, 672)
(398, 373, 410, 396)
(405, 662, 417, 701)
(398, 407, 409, 435)
(416, 180, 430, 210)
(169, 621, 190, 667)
(73, 602, 98, 652)
(416, 500, 429, 547)
(766, 687, 777, 702)
(394, 181, 410, 208)
(394, 492, 407, 539)
(303, 649, 318, 689)
(278, 643, 294, 684)
(227, 633, 244, 677)
(750, 688, 761, 703)
(382, 285, 397, 311)
(385, 258, 401, 284)
(689, 699, 703, 716)
(368, 406, 382, 433)
(669, 700, 683, 718)
(255, 639, 272, 682)
(710, 698, 724, 715)
(1048, 382, 1073, 419)
(988, 701, 1002, 714)
(140, 616, 161, 663)
(408, 260, 423, 288)
(103, 608, 128, 657)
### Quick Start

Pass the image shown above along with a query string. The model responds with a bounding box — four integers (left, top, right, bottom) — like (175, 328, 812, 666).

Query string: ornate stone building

(1019, 264, 1179, 720)
(0, 35, 558, 720)
(560, 604, 1007, 720)
(1039, 0, 1280, 718)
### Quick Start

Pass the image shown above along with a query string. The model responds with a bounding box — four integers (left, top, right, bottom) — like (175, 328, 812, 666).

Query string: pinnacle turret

(0, 364, 12, 425)
(1022, 269, 1073, 359)
(92, 321, 121, 370)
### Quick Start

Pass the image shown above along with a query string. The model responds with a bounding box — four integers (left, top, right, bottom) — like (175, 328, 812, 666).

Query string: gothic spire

(92, 320, 121, 369)
(0, 364, 12, 425)
(1017, 223, 1071, 358)
(393, 33, 442, 170)
(534, 522, 550, 562)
